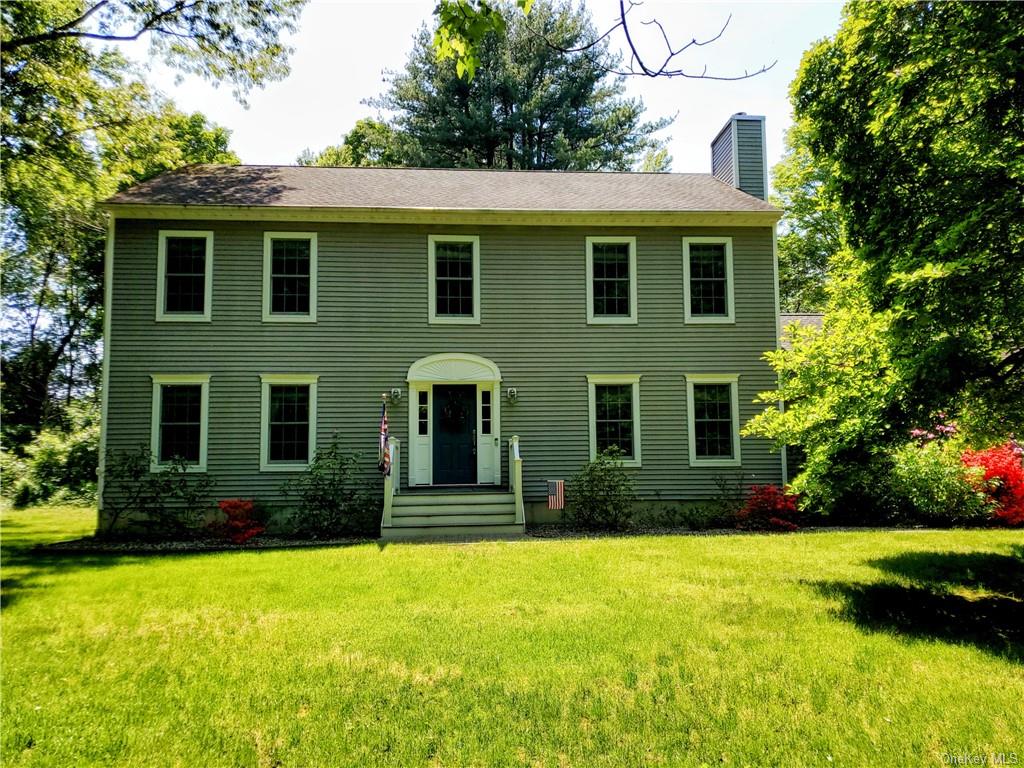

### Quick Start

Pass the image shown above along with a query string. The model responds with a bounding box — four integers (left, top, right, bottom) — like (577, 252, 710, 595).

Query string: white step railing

(382, 436, 400, 528)
(508, 435, 525, 526)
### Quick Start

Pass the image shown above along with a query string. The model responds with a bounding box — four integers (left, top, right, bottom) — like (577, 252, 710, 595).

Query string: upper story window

(263, 232, 318, 322)
(587, 374, 642, 467)
(586, 237, 638, 325)
(685, 374, 741, 467)
(259, 374, 318, 471)
(149, 374, 210, 471)
(683, 236, 734, 323)
(428, 235, 480, 325)
(157, 231, 213, 322)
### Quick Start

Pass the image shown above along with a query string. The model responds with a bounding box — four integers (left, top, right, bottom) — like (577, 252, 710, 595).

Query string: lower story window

(260, 374, 318, 470)
(150, 374, 209, 471)
(269, 386, 310, 462)
(587, 375, 642, 467)
(686, 375, 741, 466)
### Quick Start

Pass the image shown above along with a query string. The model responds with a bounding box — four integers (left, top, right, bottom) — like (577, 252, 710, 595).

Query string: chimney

(710, 113, 767, 200)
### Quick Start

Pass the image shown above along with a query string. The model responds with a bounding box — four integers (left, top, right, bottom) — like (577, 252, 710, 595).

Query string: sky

(129, 0, 843, 182)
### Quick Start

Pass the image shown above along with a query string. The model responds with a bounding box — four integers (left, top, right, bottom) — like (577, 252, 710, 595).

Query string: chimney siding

(710, 114, 767, 200)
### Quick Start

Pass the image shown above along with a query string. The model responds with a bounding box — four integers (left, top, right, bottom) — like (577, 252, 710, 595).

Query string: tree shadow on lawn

(813, 546, 1024, 663)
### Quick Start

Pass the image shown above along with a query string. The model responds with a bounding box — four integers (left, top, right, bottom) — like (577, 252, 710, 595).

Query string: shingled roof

(104, 164, 780, 214)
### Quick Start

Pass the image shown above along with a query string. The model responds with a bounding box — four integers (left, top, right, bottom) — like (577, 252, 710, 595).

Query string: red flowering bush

(962, 442, 1024, 526)
(736, 484, 800, 531)
(210, 498, 266, 543)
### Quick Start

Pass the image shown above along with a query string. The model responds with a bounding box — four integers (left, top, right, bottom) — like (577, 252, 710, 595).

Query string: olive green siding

(102, 219, 782, 527)
(735, 119, 767, 200)
(710, 124, 735, 187)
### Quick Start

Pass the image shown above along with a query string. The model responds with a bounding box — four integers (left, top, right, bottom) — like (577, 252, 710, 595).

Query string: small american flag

(547, 480, 564, 510)
(378, 400, 391, 476)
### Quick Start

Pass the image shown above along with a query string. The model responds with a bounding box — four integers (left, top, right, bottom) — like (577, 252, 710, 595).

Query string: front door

(432, 384, 477, 485)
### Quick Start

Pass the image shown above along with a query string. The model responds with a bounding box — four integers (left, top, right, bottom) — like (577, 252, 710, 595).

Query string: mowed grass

(2, 506, 1022, 767)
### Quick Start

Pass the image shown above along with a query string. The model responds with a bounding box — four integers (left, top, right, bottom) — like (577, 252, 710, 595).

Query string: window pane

(435, 242, 474, 317)
(418, 390, 429, 436)
(159, 384, 202, 462)
(693, 383, 733, 458)
(689, 244, 728, 317)
(269, 385, 310, 462)
(164, 237, 206, 314)
(481, 389, 491, 435)
(592, 243, 631, 317)
(271, 239, 312, 315)
(595, 383, 634, 458)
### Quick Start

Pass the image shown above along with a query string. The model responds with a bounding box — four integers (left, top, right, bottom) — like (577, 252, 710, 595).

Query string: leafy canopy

(770, 120, 840, 312)
(366, 0, 671, 171)
(791, 0, 1024, 432)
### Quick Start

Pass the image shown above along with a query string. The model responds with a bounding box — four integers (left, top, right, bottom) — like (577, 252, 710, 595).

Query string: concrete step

(380, 523, 525, 541)
(392, 502, 516, 517)
(389, 512, 517, 527)
(394, 492, 515, 507)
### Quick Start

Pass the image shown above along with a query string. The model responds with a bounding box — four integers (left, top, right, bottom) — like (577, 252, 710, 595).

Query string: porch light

(506, 387, 518, 403)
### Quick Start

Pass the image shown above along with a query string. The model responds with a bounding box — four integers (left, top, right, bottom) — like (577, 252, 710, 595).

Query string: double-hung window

(150, 374, 210, 471)
(263, 232, 317, 322)
(157, 231, 213, 321)
(428, 235, 480, 324)
(685, 374, 741, 466)
(260, 374, 318, 471)
(587, 375, 642, 467)
(683, 237, 734, 323)
(586, 237, 638, 324)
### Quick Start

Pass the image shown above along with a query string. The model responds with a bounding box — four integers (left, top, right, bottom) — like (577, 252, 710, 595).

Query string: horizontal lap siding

(736, 119, 766, 200)
(104, 220, 781, 520)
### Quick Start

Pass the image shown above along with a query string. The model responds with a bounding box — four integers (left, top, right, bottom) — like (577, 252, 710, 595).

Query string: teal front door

(433, 385, 477, 485)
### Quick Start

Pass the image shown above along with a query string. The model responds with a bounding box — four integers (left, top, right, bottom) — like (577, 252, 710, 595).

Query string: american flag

(547, 480, 564, 510)
(378, 400, 391, 476)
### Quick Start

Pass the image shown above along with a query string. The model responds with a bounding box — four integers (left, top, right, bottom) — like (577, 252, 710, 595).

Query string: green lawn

(2, 506, 1022, 767)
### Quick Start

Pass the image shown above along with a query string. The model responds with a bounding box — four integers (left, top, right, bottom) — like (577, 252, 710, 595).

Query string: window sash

(688, 244, 728, 317)
(591, 244, 631, 317)
(268, 385, 310, 462)
(158, 384, 202, 463)
(270, 238, 312, 315)
(594, 384, 635, 458)
(693, 383, 734, 458)
(164, 237, 207, 314)
(434, 243, 475, 317)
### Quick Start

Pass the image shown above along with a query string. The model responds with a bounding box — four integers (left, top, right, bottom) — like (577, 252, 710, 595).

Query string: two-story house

(99, 113, 783, 539)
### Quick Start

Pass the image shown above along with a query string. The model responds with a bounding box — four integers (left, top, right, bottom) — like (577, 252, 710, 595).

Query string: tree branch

(526, 0, 775, 81)
(3, 0, 195, 52)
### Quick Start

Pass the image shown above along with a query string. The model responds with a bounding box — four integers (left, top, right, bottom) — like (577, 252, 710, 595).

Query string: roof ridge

(184, 163, 713, 178)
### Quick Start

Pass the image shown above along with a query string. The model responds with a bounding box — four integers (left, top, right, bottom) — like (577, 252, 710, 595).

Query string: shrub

(888, 440, 995, 525)
(566, 448, 637, 531)
(284, 437, 379, 537)
(102, 447, 216, 537)
(962, 442, 1024, 526)
(4, 405, 99, 507)
(736, 484, 800, 531)
(210, 499, 266, 544)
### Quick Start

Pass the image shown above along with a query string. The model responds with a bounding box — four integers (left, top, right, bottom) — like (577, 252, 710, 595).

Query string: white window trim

(150, 374, 210, 472)
(587, 374, 642, 467)
(682, 236, 735, 324)
(156, 230, 213, 322)
(585, 236, 638, 325)
(262, 231, 318, 323)
(685, 373, 742, 467)
(260, 374, 319, 472)
(428, 235, 481, 325)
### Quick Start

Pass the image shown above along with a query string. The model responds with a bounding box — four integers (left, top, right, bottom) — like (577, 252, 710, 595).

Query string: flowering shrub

(211, 498, 265, 543)
(888, 440, 994, 525)
(909, 412, 958, 444)
(736, 485, 800, 531)
(962, 442, 1024, 526)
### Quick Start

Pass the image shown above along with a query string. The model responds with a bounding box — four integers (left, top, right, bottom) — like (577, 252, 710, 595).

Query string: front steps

(381, 490, 525, 540)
